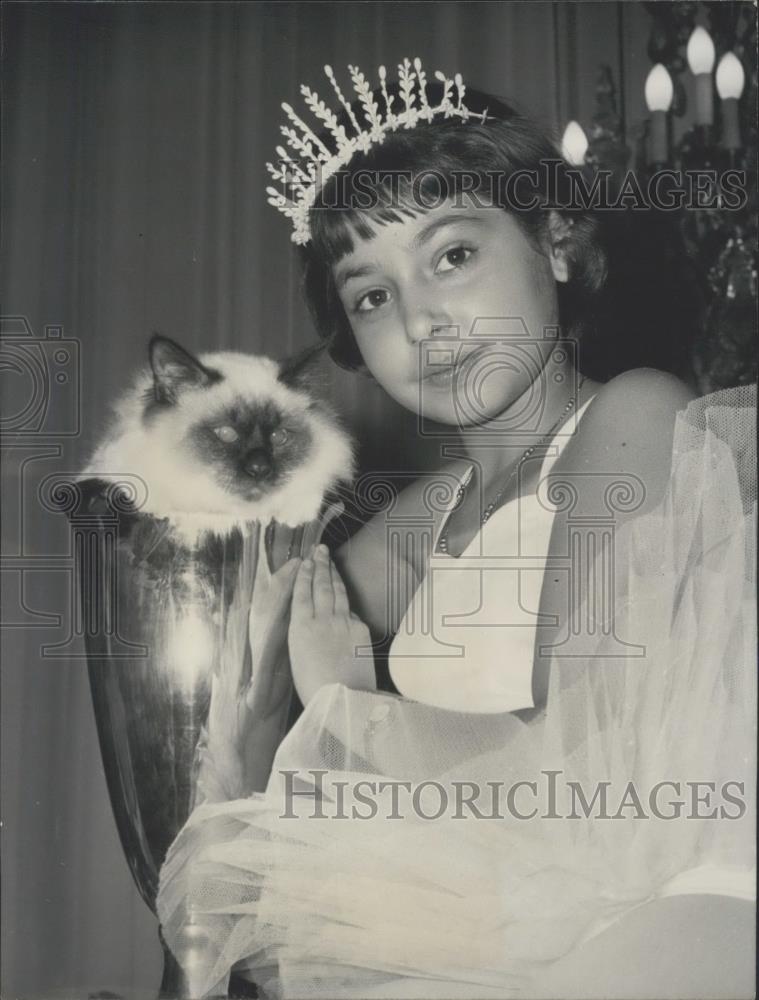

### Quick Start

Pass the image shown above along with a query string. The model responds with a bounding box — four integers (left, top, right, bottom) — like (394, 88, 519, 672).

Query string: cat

(83, 334, 354, 533)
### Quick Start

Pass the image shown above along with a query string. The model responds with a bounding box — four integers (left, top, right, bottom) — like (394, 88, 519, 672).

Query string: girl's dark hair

(299, 82, 701, 382)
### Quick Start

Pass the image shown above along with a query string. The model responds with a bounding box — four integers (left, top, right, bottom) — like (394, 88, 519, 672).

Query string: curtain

(1, 3, 658, 996)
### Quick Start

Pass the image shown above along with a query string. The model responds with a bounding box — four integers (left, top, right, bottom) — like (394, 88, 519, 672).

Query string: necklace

(437, 377, 587, 555)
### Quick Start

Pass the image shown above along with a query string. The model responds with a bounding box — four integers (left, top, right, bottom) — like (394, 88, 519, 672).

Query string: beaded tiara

(266, 57, 489, 245)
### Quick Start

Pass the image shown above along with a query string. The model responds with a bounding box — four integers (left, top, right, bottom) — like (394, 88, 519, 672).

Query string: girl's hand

(246, 556, 301, 717)
(200, 557, 301, 801)
(289, 544, 377, 707)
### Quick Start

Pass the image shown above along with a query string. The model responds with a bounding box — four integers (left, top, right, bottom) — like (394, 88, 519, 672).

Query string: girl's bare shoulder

(590, 366, 694, 417)
(563, 368, 696, 512)
(574, 368, 694, 453)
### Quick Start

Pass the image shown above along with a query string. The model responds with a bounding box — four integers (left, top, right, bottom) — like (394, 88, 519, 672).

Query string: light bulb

(645, 64, 674, 112)
(687, 26, 716, 75)
(561, 121, 588, 167)
(716, 53, 745, 100)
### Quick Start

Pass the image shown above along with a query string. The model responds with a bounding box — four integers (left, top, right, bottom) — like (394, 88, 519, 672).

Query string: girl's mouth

(420, 345, 489, 387)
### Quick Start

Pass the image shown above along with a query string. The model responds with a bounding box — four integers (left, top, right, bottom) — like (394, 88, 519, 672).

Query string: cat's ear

(278, 341, 328, 395)
(148, 335, 221, 404)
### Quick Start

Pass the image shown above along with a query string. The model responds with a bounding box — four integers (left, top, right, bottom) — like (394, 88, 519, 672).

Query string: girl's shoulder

(578, 367, 695, 453)
(589, 366, 695, 413)
(564, 367, 696, 514)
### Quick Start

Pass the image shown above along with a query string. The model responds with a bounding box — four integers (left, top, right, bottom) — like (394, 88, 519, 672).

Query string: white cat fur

(83, 350, 354, 536)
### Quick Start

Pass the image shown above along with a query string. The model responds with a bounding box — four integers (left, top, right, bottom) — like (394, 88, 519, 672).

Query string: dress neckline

(433, 393, 597, 560)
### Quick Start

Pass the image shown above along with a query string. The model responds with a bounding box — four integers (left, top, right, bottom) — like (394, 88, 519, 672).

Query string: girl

(157, 62, 756, 998)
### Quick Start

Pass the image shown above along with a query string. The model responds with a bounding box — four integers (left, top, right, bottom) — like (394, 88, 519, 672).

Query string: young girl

(157, 62, 756, 998)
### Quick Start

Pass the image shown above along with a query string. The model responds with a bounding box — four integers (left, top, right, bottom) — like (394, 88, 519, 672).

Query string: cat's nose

(244, 450, 273, 481)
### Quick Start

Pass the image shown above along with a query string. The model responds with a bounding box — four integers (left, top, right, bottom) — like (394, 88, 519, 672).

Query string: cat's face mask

(190, 397, 314, 500)
(134, 335, 352, 524)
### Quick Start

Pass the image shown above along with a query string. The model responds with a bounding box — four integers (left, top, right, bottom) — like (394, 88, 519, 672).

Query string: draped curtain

(2, 3, 656, 995)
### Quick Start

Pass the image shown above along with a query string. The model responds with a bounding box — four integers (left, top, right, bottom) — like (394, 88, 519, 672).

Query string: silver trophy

(59, 476, 338, 998)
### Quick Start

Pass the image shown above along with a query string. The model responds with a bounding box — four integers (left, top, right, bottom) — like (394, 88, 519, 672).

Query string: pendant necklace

(437, 377, 587, 556)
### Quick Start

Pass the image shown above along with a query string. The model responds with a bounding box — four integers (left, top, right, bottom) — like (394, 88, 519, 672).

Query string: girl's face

(332, 199, 569, 427)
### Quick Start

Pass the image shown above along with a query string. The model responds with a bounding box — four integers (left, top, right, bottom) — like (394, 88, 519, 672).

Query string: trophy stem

(158, 918, 236, 999)
(158, 935, 191, 999)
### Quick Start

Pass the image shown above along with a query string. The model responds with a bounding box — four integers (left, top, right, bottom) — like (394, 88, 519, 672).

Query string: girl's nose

(401, 291, 453, 343)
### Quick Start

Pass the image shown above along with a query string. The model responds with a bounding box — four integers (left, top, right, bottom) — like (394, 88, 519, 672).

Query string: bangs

(306, 116, 510, 265)
(309, 171, 439, 266)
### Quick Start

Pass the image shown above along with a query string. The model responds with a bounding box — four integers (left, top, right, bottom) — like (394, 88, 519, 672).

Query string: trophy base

(158, 942, 259, 999)
(227, 974, 259, 999)
(158, 941, 192, 999)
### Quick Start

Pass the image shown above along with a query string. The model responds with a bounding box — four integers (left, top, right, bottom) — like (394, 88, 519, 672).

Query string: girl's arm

(532, 367, 695, 710)
(331, 470, 452, 697)
(333, 466, 459, 642)
(556, 367, 695, 518)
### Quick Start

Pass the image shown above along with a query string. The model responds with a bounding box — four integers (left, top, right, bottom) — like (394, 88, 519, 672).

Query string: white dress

(389, 396, 597, 714)
(157, 386, 756, 999)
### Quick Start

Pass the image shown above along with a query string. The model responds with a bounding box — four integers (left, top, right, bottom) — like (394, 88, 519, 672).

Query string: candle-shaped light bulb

(686, 26, 716, 74)
(645, 64, 674, 112)
(716, 53, 745, 99)
(687, 27, 716, 126)
(645, 65, 673, 165)
(716, 53, 745, 151)
(561, 121, 588, 166)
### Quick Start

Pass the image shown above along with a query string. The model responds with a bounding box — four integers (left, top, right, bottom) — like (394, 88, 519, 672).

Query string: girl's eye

(435, 245, 474, 274)
(355, 289, 390, 314)
(270, 427, 289, 446)
(214, 425, 238, 443)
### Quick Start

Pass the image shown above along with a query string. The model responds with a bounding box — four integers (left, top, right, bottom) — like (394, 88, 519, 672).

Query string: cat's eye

(270, 428, 289, 447)
(214, 425, 239, 443)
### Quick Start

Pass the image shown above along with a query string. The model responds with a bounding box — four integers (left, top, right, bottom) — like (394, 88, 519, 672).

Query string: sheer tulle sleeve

(157, 386, 756, 1000)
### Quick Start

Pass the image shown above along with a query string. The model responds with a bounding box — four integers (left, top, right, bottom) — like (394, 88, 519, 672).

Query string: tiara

(266, 57, 489, 245)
